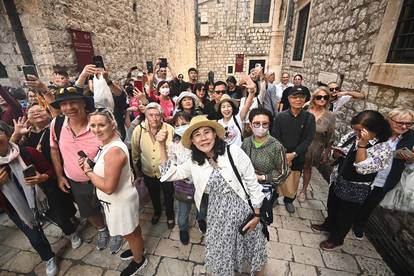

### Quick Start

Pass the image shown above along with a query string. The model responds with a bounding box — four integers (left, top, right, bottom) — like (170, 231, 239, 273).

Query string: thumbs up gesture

(156, 124, 168, 144)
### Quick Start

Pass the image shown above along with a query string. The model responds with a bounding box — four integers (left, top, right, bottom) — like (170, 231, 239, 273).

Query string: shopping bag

(380, 167, 414, 213)
(93, 74, 114, 112)
(277, 171, 301, 198)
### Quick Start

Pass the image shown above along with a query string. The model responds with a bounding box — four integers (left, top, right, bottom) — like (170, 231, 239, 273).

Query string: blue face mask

(175, 124, 189, 137)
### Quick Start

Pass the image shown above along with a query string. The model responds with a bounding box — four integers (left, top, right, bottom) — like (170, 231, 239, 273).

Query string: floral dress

(204, 168, 267, 276)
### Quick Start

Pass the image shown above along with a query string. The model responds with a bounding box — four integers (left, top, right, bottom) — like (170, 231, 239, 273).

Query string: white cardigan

(160, 144, 265, 210)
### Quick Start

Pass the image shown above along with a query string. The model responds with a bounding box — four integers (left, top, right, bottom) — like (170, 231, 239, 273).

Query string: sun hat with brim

(50, 86, 95, 111)
(217, 94, 239, 117)
(176, 91, 200, 107)
(181, 115, 225, 149)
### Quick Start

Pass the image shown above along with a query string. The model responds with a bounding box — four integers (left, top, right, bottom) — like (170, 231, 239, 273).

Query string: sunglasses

(390, 119, 414, 127)
(329, 87, 340, 92)
(315, 95, 330, 101)
(214, 90, 226, 94)
(92, 108, 115, 120)
(57, 87, 78, 95)
(252, 122, 270, 129)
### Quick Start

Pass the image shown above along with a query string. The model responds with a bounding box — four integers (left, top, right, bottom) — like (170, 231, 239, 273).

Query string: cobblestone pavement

(0, 168, 394, 275)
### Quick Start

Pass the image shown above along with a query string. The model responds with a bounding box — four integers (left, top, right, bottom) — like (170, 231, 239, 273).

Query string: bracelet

(254, 213, 260, 217)
(357, 144, 367, 148)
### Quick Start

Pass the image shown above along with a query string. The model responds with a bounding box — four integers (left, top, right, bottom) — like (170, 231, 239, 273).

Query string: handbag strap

(227, 145, 255, 212)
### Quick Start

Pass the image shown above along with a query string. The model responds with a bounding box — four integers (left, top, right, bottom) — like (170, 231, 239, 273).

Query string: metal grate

(292, 3, 310, 61)
(387, 0, 414, 64)
(253, 0, 271, 23)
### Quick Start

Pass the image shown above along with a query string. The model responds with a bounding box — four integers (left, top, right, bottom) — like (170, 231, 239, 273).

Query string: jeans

(144, 174, 175, 220)
(177, 195, 208, 231)
(7, 205, 54, 261)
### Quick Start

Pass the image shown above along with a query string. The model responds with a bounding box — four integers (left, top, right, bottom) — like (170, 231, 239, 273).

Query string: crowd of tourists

(0, 59, 413, 276)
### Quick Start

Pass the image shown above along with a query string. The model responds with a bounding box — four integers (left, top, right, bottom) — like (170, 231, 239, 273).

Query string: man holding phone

(49, 84, 122, 253)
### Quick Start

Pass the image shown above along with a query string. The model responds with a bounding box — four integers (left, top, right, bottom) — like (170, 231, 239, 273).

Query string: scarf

(0, 142, 48, 228)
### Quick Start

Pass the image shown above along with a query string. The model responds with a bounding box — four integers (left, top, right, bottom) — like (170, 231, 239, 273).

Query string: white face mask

(160, 87, 170, 96)
(175, 124, 189, 137)
(252, 126, 268, 137)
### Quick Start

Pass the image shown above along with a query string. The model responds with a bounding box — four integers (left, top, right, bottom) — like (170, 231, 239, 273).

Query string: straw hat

(217, 94, 239, 117)
(181, 115, 225, 148)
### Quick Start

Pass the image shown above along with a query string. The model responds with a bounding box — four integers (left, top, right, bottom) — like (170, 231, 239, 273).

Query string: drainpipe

(3, 0, 34, 65)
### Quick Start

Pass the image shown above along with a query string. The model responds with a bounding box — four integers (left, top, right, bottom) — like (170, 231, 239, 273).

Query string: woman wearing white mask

(169, 112, 207, 245)
(217, 87, 255, 146)
(241, 108, 289, 224)
(148, 80, 175, 124)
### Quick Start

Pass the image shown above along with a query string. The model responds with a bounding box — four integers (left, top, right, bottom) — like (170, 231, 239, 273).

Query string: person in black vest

(352, 107, 414, 239)
(271, 87, 316, 213)
(312, 110, 393, 250)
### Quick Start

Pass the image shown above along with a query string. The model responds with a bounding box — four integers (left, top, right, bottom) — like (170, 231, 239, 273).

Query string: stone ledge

(368, 63, 414, 90)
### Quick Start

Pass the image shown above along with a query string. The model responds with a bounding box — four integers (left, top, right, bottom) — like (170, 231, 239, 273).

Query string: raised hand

(13, 117, 31, 136)
(155, 124, 168, 144)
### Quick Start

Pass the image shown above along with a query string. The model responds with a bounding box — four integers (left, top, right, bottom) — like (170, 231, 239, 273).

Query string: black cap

(288, 86, 307, 97)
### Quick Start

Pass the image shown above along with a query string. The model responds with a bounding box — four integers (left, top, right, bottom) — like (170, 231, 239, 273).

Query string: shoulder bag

(227, 145, 269, 240)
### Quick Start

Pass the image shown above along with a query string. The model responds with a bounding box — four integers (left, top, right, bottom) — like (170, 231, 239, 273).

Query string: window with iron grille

(253, 0, 271, 23)
(387, 0, 414, 63)
(292, 3, 310, 61)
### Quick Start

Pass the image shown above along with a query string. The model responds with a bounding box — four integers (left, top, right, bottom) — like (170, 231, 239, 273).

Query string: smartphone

(23, 164, 37, 178)
(146, 61, 154, 73)
(93, 55, 105, 68)
(77, 151, 95, 168)
(159, 58, 167, 68)
(22, 65, 39, 80)
(134, 80, 143, 92)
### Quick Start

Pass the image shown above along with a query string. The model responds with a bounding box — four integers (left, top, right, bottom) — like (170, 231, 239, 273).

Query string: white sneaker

(70, 232, 82, 249)
(45, 257, 58, 276)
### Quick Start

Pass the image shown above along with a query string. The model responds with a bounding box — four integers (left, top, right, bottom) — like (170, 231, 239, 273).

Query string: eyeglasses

(329, 87, 340, 92)
(314, 95, 330, 101)
(57, 87, 77, 95)
(390, 119, 414, 127)
(252, 122, 270, 129)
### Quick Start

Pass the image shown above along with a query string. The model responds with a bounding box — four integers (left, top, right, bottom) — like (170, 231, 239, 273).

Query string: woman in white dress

(79, 109, 147, 276)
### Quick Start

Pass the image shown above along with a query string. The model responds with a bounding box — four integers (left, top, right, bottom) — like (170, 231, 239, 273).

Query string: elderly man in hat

(131, 103, 176, 228)
(49, 86, 123, 253)
(271, 87, 316, 213)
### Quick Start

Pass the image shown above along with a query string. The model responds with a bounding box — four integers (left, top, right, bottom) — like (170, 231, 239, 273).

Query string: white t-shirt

(275, 82, 294, 102)
(218, 113, 243, 146)
(332, 95, 352, 112)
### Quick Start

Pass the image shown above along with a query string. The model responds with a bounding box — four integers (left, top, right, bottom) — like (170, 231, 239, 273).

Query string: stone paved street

(0, 169, 394, 275)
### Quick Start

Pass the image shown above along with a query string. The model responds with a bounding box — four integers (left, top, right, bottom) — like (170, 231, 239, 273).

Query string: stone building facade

(196, 0, 287, 81)
(281, 0, 414, 135)
(0, 0, 197, 86)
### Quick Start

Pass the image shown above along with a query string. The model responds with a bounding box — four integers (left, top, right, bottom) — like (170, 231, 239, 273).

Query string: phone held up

(159, 58, 167, 68)
(22, 65, 39, 81)
(23, 164, 37, 178)
(146, 61, 154, 73)
(93, 55, 105, 69)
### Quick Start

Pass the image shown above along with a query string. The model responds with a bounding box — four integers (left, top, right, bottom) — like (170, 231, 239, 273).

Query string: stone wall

(281, 0, 414, 135)
(197, 0, 286, 81)
(0, 0, 197, 86)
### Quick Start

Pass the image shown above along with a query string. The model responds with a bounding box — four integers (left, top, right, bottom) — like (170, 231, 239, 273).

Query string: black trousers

(353, 186, 386, 230)
(323, 184, 361, 245)
(7, 204, 54, 261)
(143, 174, 175, 220)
